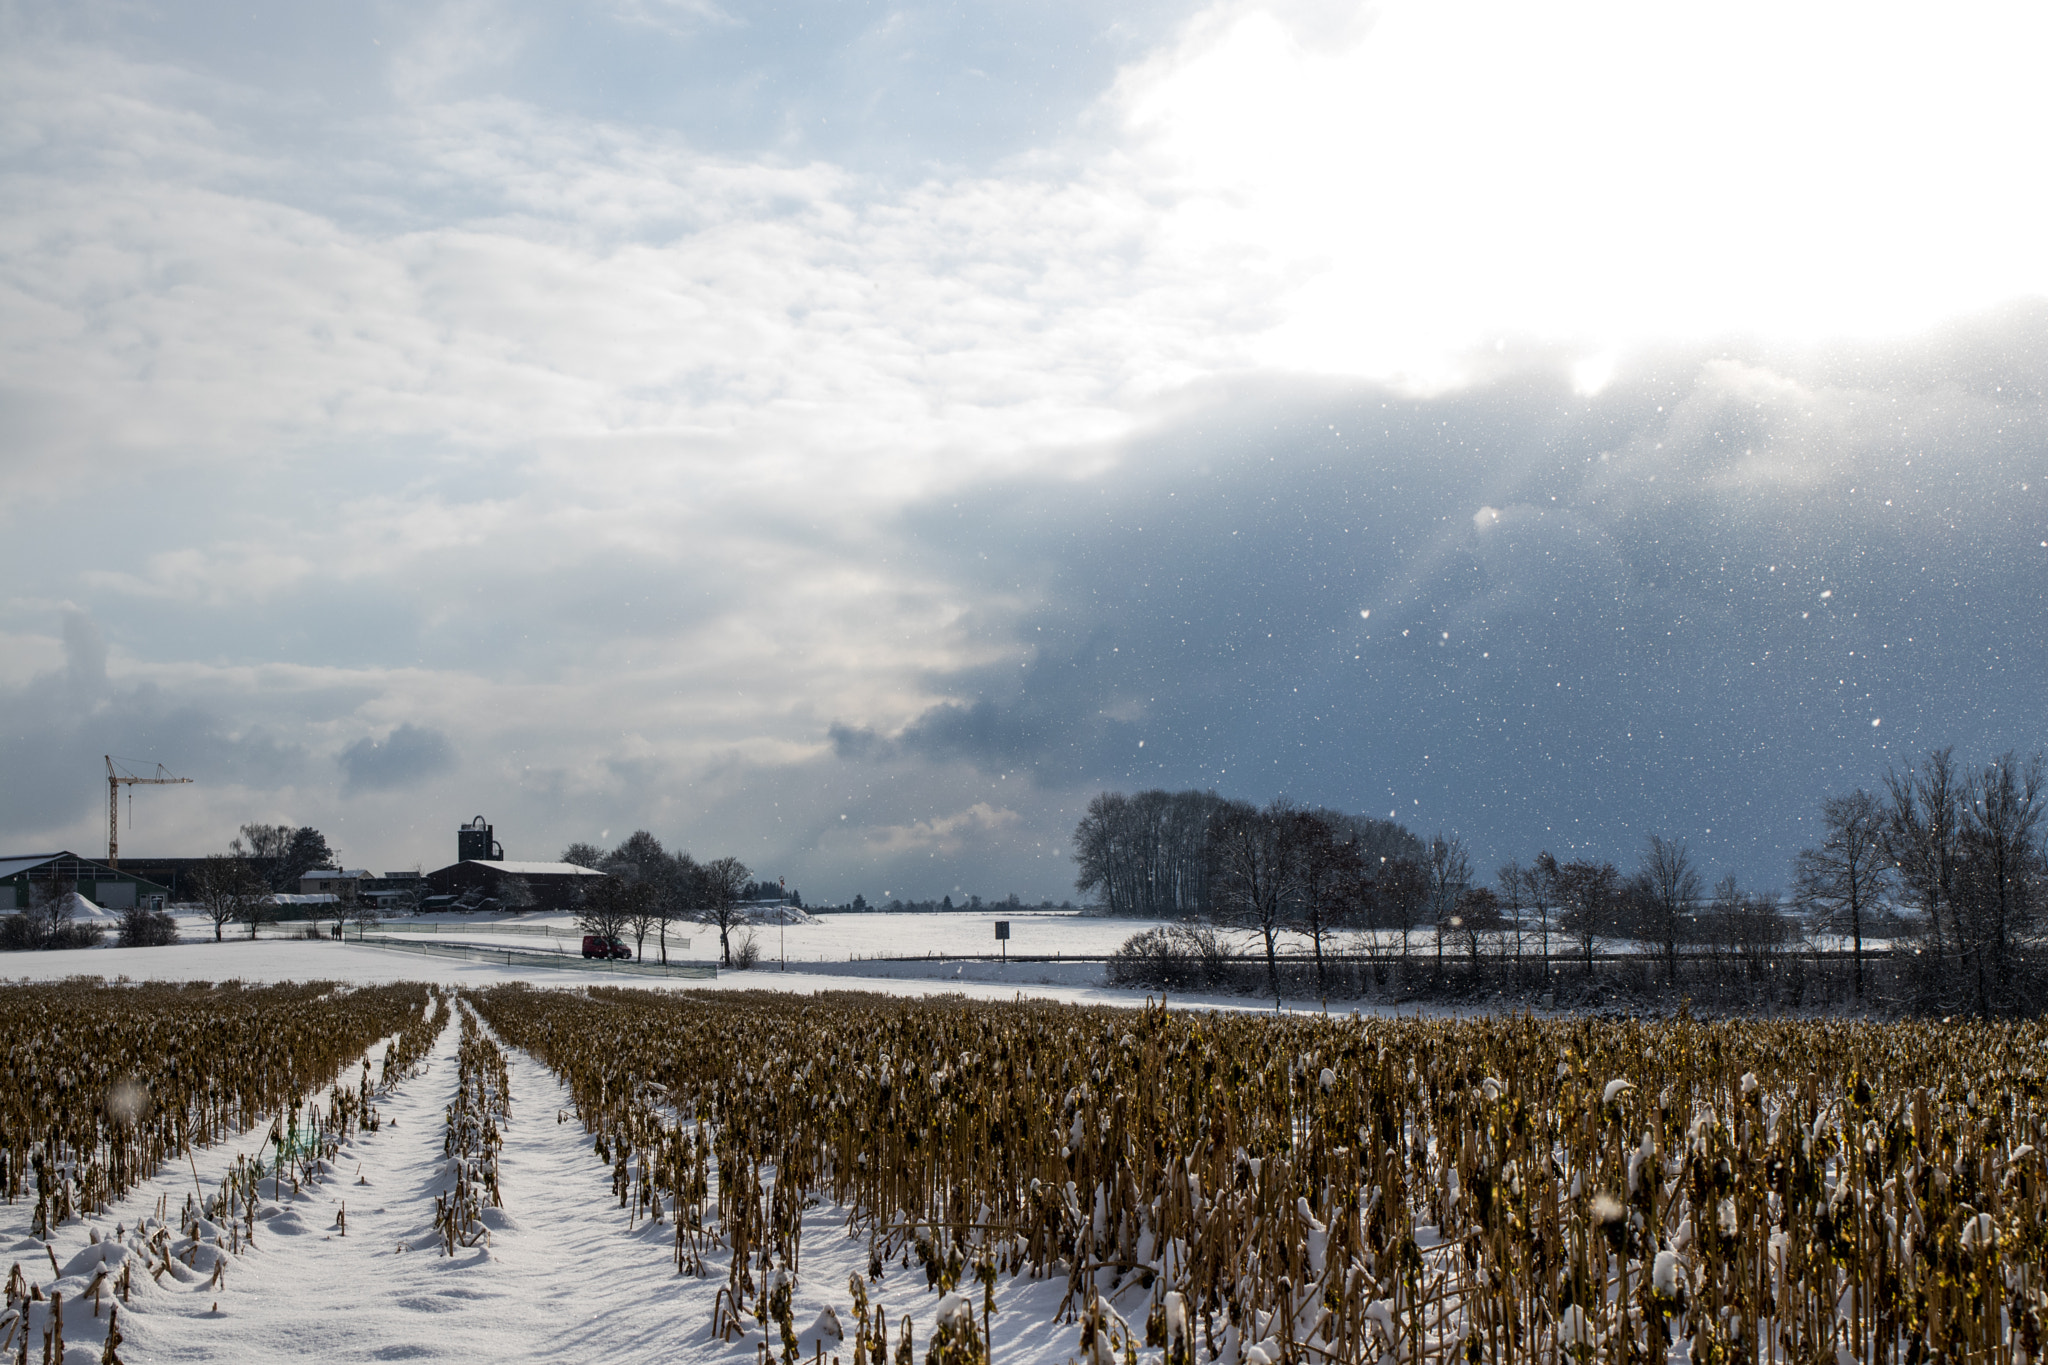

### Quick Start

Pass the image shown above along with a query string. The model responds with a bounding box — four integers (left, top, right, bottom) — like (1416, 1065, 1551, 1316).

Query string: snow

(0, 989, 1210, 1365)
(0, 937, 1275, 1013)
(462, 860, 607, 877)
(0, 905, 1494, 1362)
(421, 908, 1176, 963)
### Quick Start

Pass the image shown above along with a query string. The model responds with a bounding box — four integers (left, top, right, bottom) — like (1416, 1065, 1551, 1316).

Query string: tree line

(561, 832, 757, 967)
(1080, 747, 2047, 1014)
(835, 892, 1075, 914)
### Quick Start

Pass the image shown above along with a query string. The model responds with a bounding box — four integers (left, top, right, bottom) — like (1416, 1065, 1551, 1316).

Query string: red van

(581, 934, 631, 960)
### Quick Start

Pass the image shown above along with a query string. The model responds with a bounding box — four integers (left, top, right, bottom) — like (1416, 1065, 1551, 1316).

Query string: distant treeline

(1079, 747, 2048, 1016)
(829, 893, 1078, 914)
(1073, 789, 1420, 919)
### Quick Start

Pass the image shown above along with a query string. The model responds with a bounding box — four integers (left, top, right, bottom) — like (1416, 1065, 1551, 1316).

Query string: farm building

(300, 867, 371, 895)
(424, 859, 606, 911)
(0, 852, 171, 911)
(109, 856, 214, 901)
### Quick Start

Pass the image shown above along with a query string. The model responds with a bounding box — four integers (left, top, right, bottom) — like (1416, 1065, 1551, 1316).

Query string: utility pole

(106, 756, 193, 868)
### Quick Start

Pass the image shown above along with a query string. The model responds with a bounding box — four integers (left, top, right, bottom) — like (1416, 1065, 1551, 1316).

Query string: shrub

(119, 905, 179, 947)
(1108, 922, 1240, 991)
(51, 920, 105, 949)
(1, 911, 106, 950)
(730, 928, 761, 969)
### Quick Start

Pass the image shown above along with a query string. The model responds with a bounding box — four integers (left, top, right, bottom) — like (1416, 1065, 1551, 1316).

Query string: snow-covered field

(0, 908, 1492, 1360)
(0, 914, 1423, 1361)
(382, 908, 1168, 963)
(0, 994, 1124, 1364)
(26, 908, 1183, 994)
(0, 931, 1275, 1013)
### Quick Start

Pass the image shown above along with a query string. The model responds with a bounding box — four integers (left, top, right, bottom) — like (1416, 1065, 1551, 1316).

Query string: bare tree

(576, 875, 642, 951)
(1206, 801, 1288, 1001)
(560, 841, 607, 870)
(1424, 834, 1471, 974)
(604, 831, 673, 960)
(694, 856, 754, 968)
(1454, 886, 1505, 969)
(1639, 835, 1701, 984)
(1523, 857, 1558, 978)
(498, 875, 536, 913)
(1277, 808, 1363, 1001)
(1793, 789, 1890, 1001)
(1494, 861, 1527, 969)
(346, 895, 382, 941)
(192, 853, 264, 943)
(1373, 855, 1429, 962)
(1073, 789, 1231, 917)
(240, 889, 275, 939)
(235, 823, 335, 893)
(1884, 748, 1964, 974)
(27, 874, 79, 949)
(235, 824, 292, 890)
(1956, 753, 2045, 1015)
(1710, 875, 1788, 981)
(1548, 856, 1618, 974)
(659, 852, 699, 965)
(118, 900, 177, 947)
(400, 864, 430, 916)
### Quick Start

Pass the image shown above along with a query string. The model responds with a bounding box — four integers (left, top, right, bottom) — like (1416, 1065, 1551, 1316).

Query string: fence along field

(476, 986, 2048, 1365)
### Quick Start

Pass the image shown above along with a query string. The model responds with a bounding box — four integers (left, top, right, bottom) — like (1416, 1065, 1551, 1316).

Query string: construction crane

(106, 755, 192, 869)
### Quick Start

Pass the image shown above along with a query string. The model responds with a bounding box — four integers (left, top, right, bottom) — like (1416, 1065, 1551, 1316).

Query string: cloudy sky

(4, 0, 2046, 900)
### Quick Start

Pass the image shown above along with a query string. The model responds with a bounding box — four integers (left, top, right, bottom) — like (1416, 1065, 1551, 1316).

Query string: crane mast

(106, 755, 193, 868)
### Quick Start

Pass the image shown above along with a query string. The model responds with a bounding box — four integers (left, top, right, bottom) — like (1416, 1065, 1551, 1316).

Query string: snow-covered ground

(0, 936, 1317, 1014)
(379, 908, 1171, 963)
(0, 918, 1469, 1362)
(1, 998, 1136, 1364)
(78, 909, 1179, 996)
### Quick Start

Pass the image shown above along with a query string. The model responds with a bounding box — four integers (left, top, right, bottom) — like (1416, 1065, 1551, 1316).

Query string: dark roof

(0, 852, 171, 893)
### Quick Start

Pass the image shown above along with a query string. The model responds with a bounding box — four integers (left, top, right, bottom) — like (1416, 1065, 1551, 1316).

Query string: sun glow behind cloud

(1120, 0, 2048, 381)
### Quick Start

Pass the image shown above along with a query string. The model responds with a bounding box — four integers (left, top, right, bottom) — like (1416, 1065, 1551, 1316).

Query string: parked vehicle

(581, 934, 631, 960)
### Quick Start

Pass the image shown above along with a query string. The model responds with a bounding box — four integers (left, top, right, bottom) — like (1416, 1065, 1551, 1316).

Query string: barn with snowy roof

(423, 816, 606, 910)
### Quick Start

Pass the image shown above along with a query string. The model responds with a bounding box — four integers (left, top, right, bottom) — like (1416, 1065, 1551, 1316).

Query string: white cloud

(863, 802, 1023, 857)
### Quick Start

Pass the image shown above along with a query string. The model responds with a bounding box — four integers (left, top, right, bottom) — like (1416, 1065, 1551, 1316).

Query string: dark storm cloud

(837, 310, 2048, 886)
(338, 723, 458, 794)
(0, 610, 310, 840)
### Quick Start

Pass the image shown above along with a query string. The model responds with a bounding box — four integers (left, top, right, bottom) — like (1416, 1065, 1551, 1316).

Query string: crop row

(476, 986, 2048, 1365)
(435, 999, 508, 1253)
(0, 980, 434, 1236)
